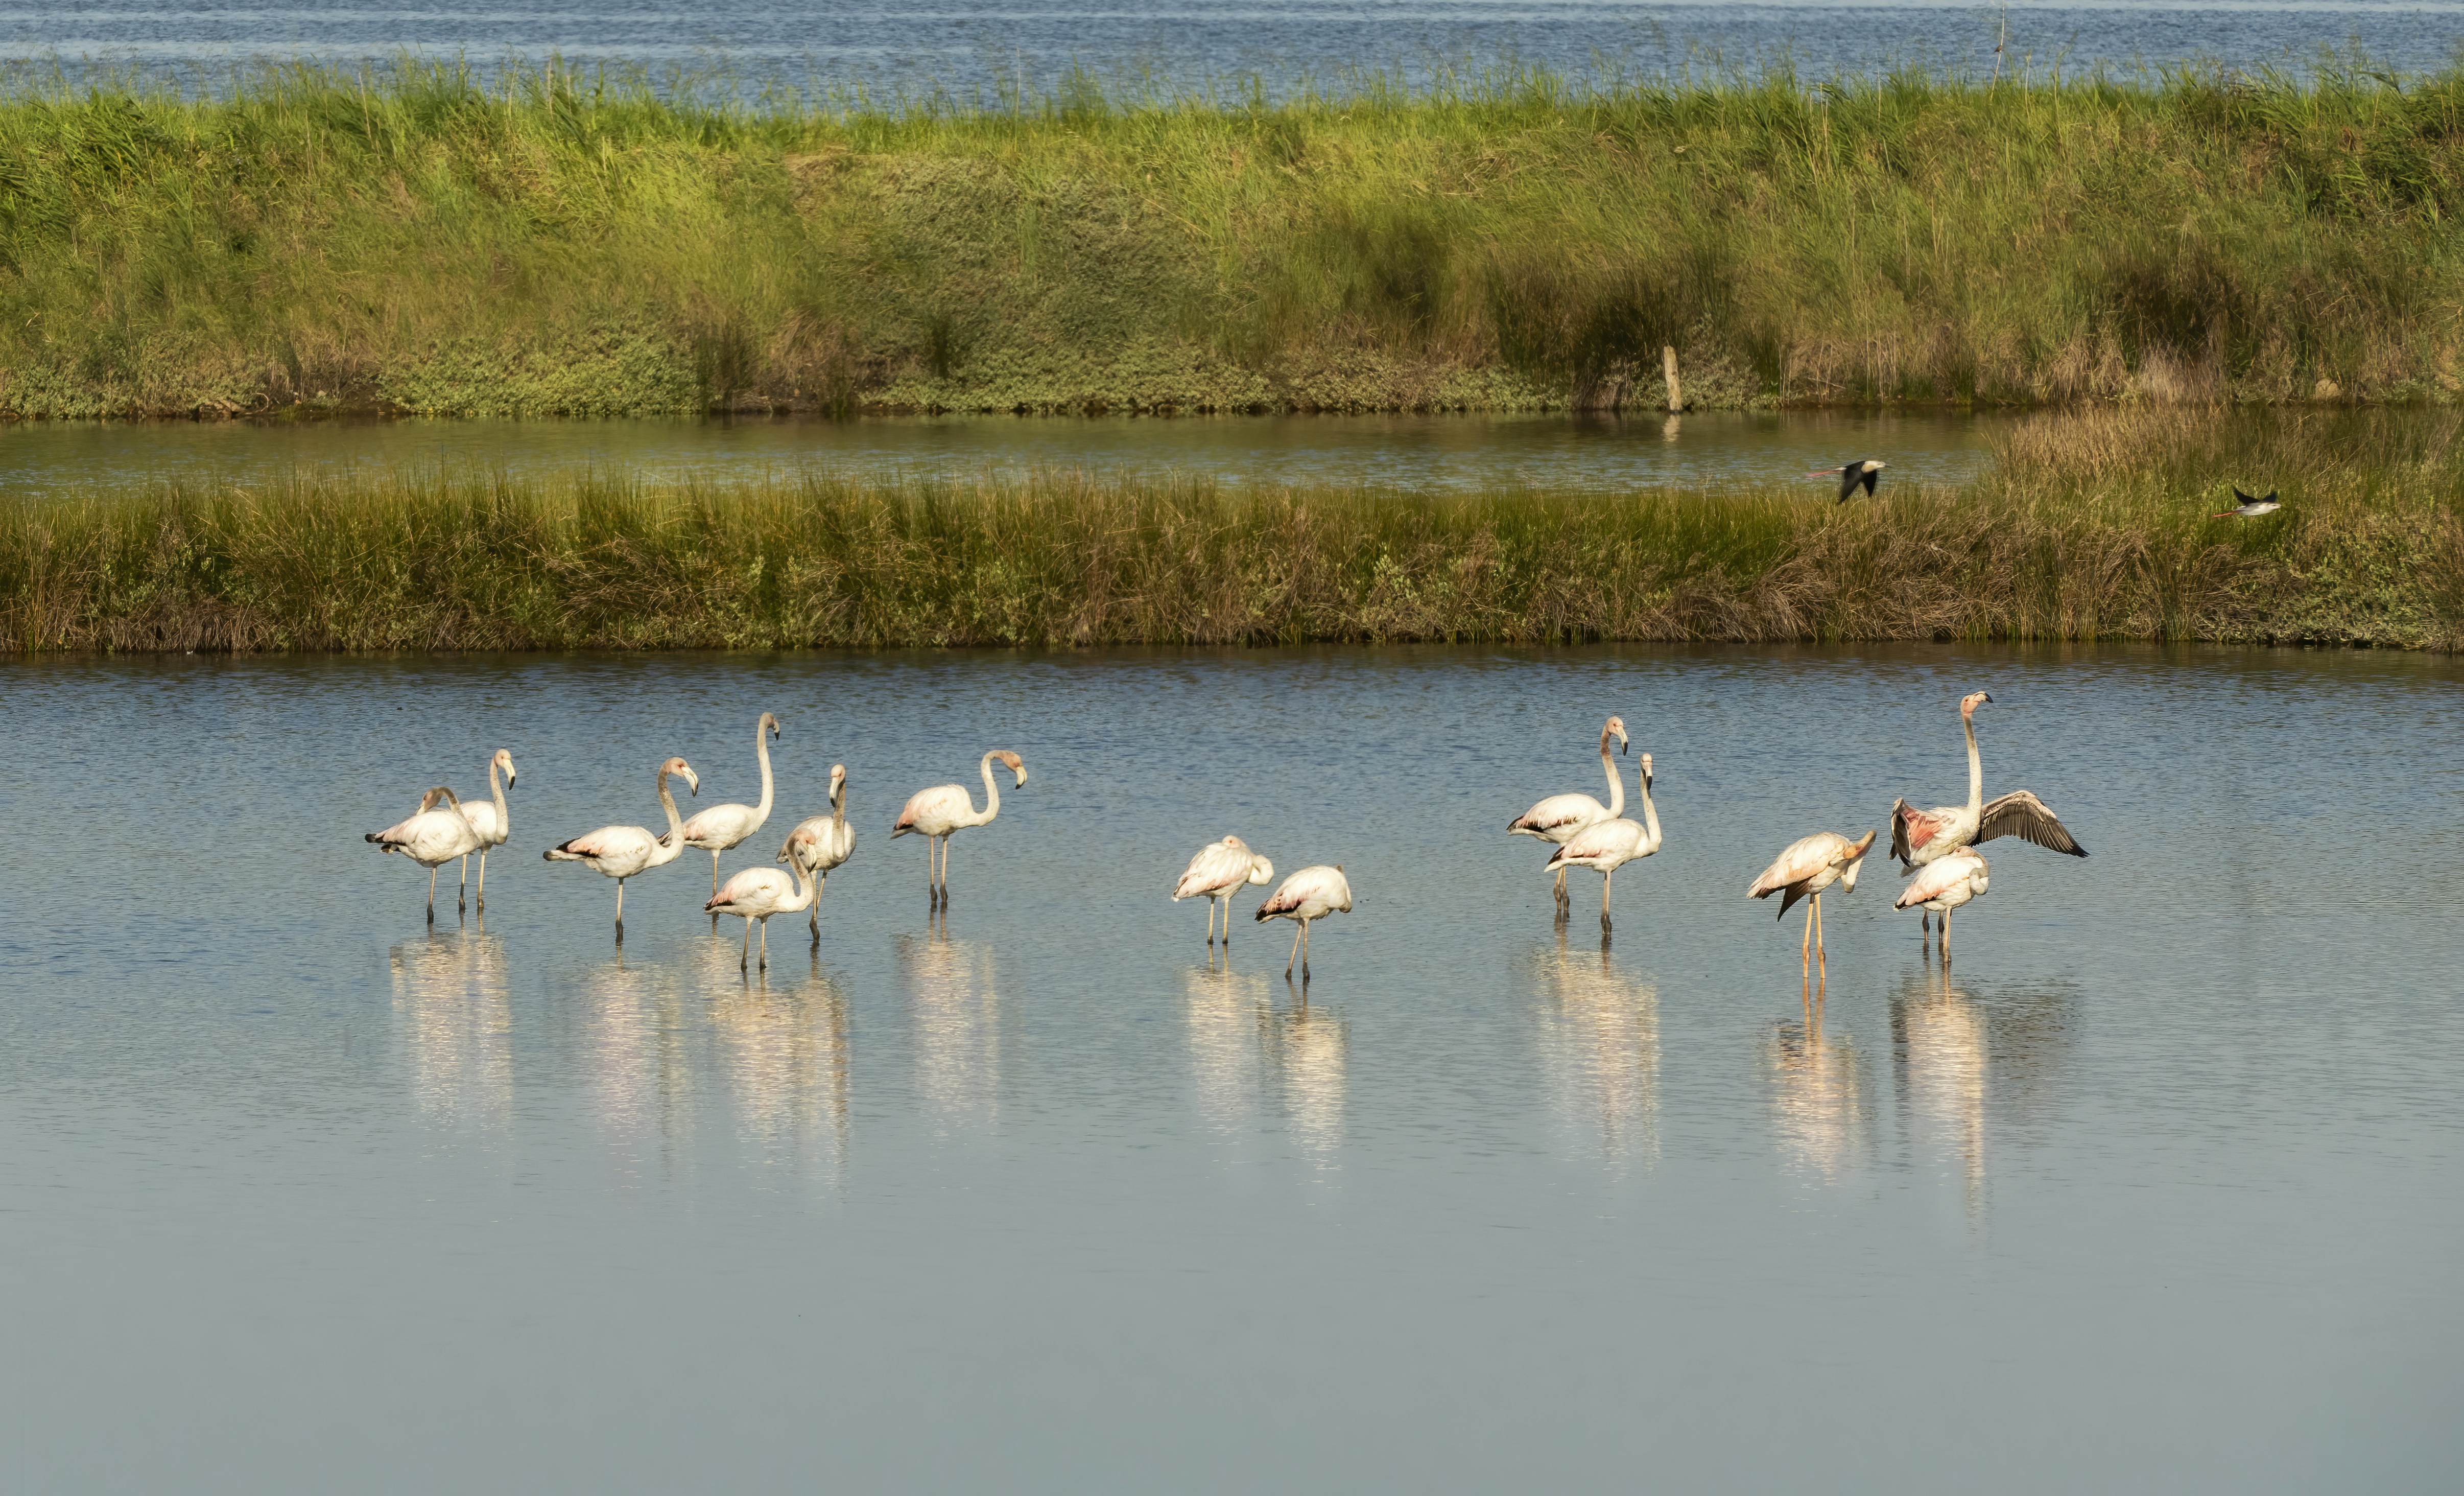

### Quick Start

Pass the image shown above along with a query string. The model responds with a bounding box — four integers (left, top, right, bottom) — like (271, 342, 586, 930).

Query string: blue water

(3, 3, 2460, 96)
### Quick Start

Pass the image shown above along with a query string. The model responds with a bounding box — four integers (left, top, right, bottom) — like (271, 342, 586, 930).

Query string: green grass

(6, 410, 2459, 651)
(0, 59, 2459, 417)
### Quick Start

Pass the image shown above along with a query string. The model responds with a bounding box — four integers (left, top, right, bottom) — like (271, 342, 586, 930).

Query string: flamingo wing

(1977, 791, 2088, 857)
(895, 784, 967, 835)
(709, 866, 793, 914)
(1508, 792, 1607, 840)
(1749, 834, 1841, 899)
(1174, 840, 1249, 900)
(1891, 800, 1948, 867)
(1896, 853, 1983, 909)
(682, 802, 757, 849)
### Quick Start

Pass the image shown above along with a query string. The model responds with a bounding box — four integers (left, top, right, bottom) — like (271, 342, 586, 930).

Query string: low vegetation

(5, 411, 2458, 651)
(0, 60, 2459, 416)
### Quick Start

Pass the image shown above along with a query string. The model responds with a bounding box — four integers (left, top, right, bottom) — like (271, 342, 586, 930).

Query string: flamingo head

(760, 711, 780, 739)
(1638, 752, 1653, 790)
(1960, 690, 1992, 719)
(828, 762, 847, 799)
(1839, 829, 1878, 891)
(662, 756, 700, 796)
(1603, 715, 1628, 755)
(494, 747, 517, 786)
(996, 750, 1026, 786)
(1247, 854, 1274, 886)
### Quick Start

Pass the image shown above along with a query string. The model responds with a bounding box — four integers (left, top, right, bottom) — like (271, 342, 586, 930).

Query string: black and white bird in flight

(2213, 487, 2281, 519)
(1811, 458, 1886, 502)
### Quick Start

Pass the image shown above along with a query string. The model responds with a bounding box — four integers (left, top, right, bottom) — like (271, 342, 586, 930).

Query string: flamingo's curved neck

(487, 757, 508, 830)
(786, 854, 817, 911)
(973, 752, 1003, 827)
(1599, 731, 1624, 819)
(752, 722, 775, 822)
(830, 777, 846, 828)
(1962, 711, 1982, 817)
(1634, 766, 1662, 853)
(657, 769, 688, 845)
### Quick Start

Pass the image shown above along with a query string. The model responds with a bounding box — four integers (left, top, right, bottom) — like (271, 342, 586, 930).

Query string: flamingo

(778, 763, 858, 939)
(366, 786, 485, 922)
(1254, 864, 1352, 978)
(893, 749, 1026, 905)
(1894, 850, 1989, 950)
(1544, 752, 1663, 927)
(438, 749, 516, 911)
(1172, 835, 1274, 945)
(706, 853, 818, 970)
(1748, 829, 1876, 971)
(542, 756, 699, 932)
(1508, 715, 1628, 910)
(1888, 692, 2084, 935)
(681, 712, 779, 898)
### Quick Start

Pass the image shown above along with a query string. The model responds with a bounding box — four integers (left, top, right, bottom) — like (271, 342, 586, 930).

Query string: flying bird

(1748, 829, 1876, 971)
(1894, 850, 1989, 950)
(894, 749, 1027, 905)
(1508, 715, 1628, 911)
(1173, 834, 1275, 945)
(1254, 864, 1353, 978)
(2213, 487, 2281, 519)
(1888, 692, 2083, 941)
(1809, 458, 1885, 502)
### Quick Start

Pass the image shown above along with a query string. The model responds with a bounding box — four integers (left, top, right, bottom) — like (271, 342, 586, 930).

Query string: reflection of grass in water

(0, 60, 2460, 417)
(7, 409, 2459, 649)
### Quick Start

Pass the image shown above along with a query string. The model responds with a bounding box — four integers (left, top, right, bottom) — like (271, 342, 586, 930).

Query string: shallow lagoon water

(5, 643, 2462, 1488)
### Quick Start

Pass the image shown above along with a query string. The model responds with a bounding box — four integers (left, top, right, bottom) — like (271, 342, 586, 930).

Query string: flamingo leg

(475, 849, 488, 910)
(1300, 918, 1312, 977)
(940, 836, 952, 900)
(427, 864, 439, 922)
(1554, 866, 1568, 906)
(1801, 900, 1812, 965)
(458, 855, 468, 908)
(740, 917, 751, 968)
(614, 878, 625, 930)
(759, 918, 770, 970)
(1600, 868, 1613, 924)
(1941, 910, 1951, 952)
(711, 852, 721, 895)
(1286, 920, 1305, 975)
(1814, 894, 1827, 970)
(811, 871, 823, 937)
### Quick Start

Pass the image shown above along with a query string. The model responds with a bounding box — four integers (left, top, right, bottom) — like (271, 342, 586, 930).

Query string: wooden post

(1661, 346, 1683, 412)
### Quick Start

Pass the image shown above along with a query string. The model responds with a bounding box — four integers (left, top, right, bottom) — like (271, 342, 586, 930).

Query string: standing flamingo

(681, 713, 779, 898)
(1895, 850, 1989, 951)
(1508, 715, 1628, 911)
(1748, 829, 1876, 971)
(436, 749, 516, 911)
(1254, 864, 1353, 978)
(366, 786, 485, 922)
(1173, 835, 1275, 945)
(1889, 691, 2083, 932)
(1545, 753, 1663, 927)
(543, 756, 699, 933)
(778, 763, 858, 939)
(893, 749, 1026, 905)
(706, 854, 818, 971)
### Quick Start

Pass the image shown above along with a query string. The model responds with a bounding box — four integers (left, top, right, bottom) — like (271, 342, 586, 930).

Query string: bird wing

(1888, 799, 1926, 867)
(1749, 833, 1840, 898)
(556, 825, 649, 862)
(1553, 817, 1640, 865)
(460, 800, 503, 841)
(1976, 791, 2087, 856)
(681, 802, 754, 846)
(2235, 486, 2255, 504)
(1508, 793, 1606, 838)
(709, 866, 792, 913)
(895, 783, 965, 832)
(1838, 466, 1859, 502)
(1859, 464, 1879, 497)
(1174, 840, 1247, 899)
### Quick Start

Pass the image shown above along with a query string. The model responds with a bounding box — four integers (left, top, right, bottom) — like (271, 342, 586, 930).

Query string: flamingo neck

(1634, 768, 1662, 852)
(830, 778, 846, 828)
(973, 752, 1003, 827)
(657, 769, 687, 846)
(752, 723, 774, 821)
(1600, 734, 1624, 819)
(488, 757, 509, 829)
(1963, 712, 1982, 816)
(787, 854, 817, 911)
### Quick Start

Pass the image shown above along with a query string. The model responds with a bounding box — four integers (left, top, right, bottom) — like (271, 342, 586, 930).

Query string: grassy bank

(0, 61, 2460, 417)
(5, 412, 2459, 651)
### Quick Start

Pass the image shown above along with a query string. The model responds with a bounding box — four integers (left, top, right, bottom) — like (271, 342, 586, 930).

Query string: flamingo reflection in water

(1889, 959, 2077, 1225)
(1532, 931, 1660, 1166)
(389, 922, 512, 1135)
(1184, 960, 1272, 1141)
(900, 912, 1003, 1132)
(708, 952, 851, 1183)
(1269, 992, 1347, 1170)
(1767, 986, 1873, 1182)
(584, 952, 695, 1182)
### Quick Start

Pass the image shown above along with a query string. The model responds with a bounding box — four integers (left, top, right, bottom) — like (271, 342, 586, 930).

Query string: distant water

(4, 3, 2462, 97)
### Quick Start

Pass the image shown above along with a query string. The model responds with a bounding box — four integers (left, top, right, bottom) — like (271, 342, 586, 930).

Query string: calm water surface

(0, 409, 2002, 496)
(5, 3, 2461, 92)
(4, 644, 2460, 1488)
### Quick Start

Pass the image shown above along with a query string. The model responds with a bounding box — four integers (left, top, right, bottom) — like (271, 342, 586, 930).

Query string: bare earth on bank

(0, 62, 2459, 417)
(5, 410, 2458, 651)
